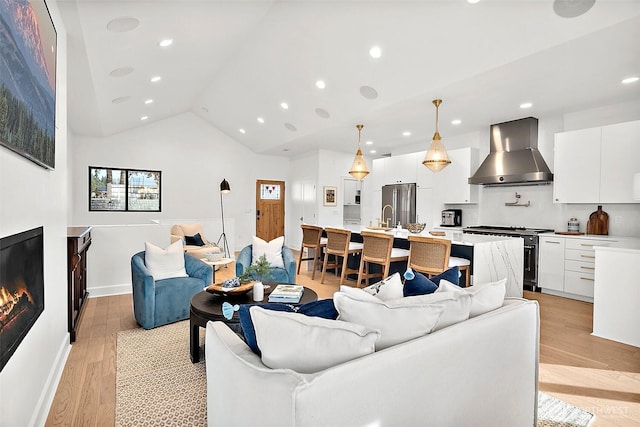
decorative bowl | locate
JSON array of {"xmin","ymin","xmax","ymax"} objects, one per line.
[{"xmin": 405, "ymin": 223, "xmax": 426, "ymax": 234}]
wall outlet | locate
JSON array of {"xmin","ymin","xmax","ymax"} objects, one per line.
[{"xmin": 614, "ymin": 215, "xmax": 623, "ymax": 224}]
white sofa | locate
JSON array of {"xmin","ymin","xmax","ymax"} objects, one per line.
[{"xmin": 205, "ymin": 298, "xmax": 539, "ymax": 427}]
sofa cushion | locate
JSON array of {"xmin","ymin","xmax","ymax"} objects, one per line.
[
  {"xmin": 144, "ymin": 240, "xmax": 188, "ymax": 280},
  {"xmin": 184, "ymin": 233, "xmax": 205, "ymax": 246},
  {"xmin": 238, "ymin": 299, "xmax": 338, "ymax": 355},
  {"xmin": 252, "ymin": 236, "xmax": 285, "ymax": 269},
  {"xmin": 436, "ymin": 278, "xmax": 506, "ymax": 317},
  {"xmin": 403, "ymin": 266, "xmax": 459, "ymax": 297},
  {"xmin": 362, "ymin": 272, "xmax": 404, "ymax": 301},
  {"xmin": 395, "ymin": 291, "xmax": 471, "ymax": 331},
  {"xmin": 250, "ymin": 307, "xmax": 380, "ymax": 373},
  {"xmin": 335, "ymin": 286, "xmax": 444, "ymax": 350}
]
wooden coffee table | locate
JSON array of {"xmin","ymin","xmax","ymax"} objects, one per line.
[{"xmin": 189, "ymin": 284, "xmax": 318, "ymax": 362}]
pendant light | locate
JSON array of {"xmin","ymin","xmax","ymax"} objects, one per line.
[
  {"xmin": 349, "ymin": 124, "xmax": 370, "ymax": 180},
  {"xmin": 423, "ymin": 99, "xmax": 451, "ymax": 172}
]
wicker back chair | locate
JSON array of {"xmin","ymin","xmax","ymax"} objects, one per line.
[
  {"xmin": 320, "ymin": 228, "xmax": 363, "ymax": 285},
  {"xmin": 357, "ymin": 231, "xmax": 409, "ymax": 287},
  {"xmin": 407, "ymin": 235, "xmax": 451, "ymax": 276},
  {"xmin": 297, "ymin": 224, "xmax": 327, "ymax": 280}
]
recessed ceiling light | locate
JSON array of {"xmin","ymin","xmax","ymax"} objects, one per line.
[
  {"xmin": 140, "ymin": 116, "xmax": 148, "ymax": 121},
  {"xmin": 316, "ymin": 80, "xmax": 326, "ymax": 89},
  {"xmin": 159, "ymin": 39, "xmax": 173, "ymax": 47},
  {"xmin": 370, "ymin": 149, "xmax": 377, "ymax": 154},
  {"xmin": 451, "ymin": 119, "xmax": 462, "ymax": 125},
  {"xmin": 239, "ymin": 128, "xmax": 246, "ymax": 134},
  {"xmin": 150, "ymin": 76, "xmax": 161, "ymax": 83},
  {"xmin": 369, "ymin": 46, "xmax": 382, "ymax": 59},
  {"xmin": 280, "ymin": 102, "xmax": 289, "ymax": 110},
  {"xmin": 365, "ymin": 140, "xmax": 373, "ymax": 145},
  {"xmin": 520, "ymin": 102, "xmax": 533, "ymax": 109},
  {"xmin": 144, "ymin": 99, "xmax": 153, "ymax": 104},
  {"xmin": 622, "ymin": 76, "xmax": 639, "ymax": 84},
  {"xmin": 402, "ymin": 131, "xmax": 411, "ymax": 137},
  {"xmin": 257, "ymin": 117, "xmax": 265, "ymax": 124},
  {"xmin": 466, "ymin": 0, "xmax": 481, "ymax": 3}
]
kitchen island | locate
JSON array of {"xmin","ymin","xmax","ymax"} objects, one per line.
[{"xmin": 341, "ymin": 226, "xmax": 524, "ymax": 297}]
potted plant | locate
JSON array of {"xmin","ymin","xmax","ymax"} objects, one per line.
[{"xmin": 239, "ymin": 254, "xmax": 272, "ymax": 301}]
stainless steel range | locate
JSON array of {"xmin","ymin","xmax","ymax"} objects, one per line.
[{"xmin": 463, "ymin": 226, "xmax": 554, "ymax": 291}]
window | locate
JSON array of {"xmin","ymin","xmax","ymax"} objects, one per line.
[
  {"xmin": 260, "ymin": 183, "xmax": 281, "ymax": 200},
  {"xmin": 89, "ymin": 167, "xmax": 161, "ymax": 212}
]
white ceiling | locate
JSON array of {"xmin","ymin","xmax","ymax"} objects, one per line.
[{"xmin": 59, "ymin": 0, "xmax": 640, "ymax": 158}]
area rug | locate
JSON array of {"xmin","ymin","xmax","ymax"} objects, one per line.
[{"xmin": 116, "ymin": 321, "xmax": 594, "ymax": 427}]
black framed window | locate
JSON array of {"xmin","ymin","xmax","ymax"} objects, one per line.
[{"xmin": 89, "ymin": 166, "xmax": 161, "ymax": 212}]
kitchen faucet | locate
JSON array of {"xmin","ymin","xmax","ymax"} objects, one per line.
[{"xmin": 381, "ymin": 204, "xmax": 393, "ymax": 227}]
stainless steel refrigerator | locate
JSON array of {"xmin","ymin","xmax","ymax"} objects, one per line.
[{"xmin": 381, "ymin": 183, "xmax": 416, "ymax": 227}]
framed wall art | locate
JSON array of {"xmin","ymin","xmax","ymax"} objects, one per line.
[
  {"xmin": 0, "ymin": 0, "xmax": 57, "ymax": 169},
  {"xmin": 323, "ymin": 186, "xmax": 337, "ymax": 207}
]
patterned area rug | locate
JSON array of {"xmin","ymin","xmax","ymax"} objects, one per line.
[{"xmin": 116, "ymin": 321, "xmax": 594, "ymax": 427}]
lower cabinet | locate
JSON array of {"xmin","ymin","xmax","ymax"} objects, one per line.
[
  {"xmin": 538, "ymin": 237, "xmax": 564, "ymax": 292},
  {"xmin": 68, "ymin": 226, "xmax": 92, "ymax": 343}
]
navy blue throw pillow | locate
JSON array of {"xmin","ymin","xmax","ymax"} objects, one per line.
[
  {"xmin": 238, "ymin": 299, "xmax": 338, "ymax": 355},
  {"xmin": 184, "ymin": 233, "xmax": 205, "ymax": 246},
  {"xmin": 403, "ymin": 266, "xmax": 460, "ymax": 297}
]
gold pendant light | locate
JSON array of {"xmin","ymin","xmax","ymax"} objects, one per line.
[
  {"xmin": 423, "ymin": 99, "xmax": 451, "ymax": 173},
  {"xmin": 349, "ymin": 124, "xmax": 370, "ymax": 180}
]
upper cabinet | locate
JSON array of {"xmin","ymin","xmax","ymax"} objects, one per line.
[
  {"xmin": 554, "ymin": 120, "xmax": 640, "ymax": 204},
  {"xmin": 343, "ymin": 178, "xmax": 361, "ymax": 206},
  {"xmin": 436, "ymin": 147, "xmax": 479, "ymax": 204},
  {"xmin": 383, "ymin": 152, "xmax": 419, "ymax": 185}
]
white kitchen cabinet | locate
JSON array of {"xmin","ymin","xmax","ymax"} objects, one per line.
[
  {"xmin": 383, "ymin": 152, "xmax": 418, "ymax": 185},
  {"xmin": 343, "ymin": 179, "xmax": 359, "ymax": 206},
  {"xmin": 371, "ymin": 158, "xmax": 385, "ymax": 191},
  {"xmin": 415, "ymin": 152, "xmax": 433, "ymax": 189},
  {"xmin": 553, "ymin": 120, "xmax": 640, "ymax": 204},
  {"xmin": 415, "ymin": 187, "xmax": 433, "ymax": 227},
  {"xmin": 437, "ymin": 147, "xmax": 478, "ymax": 204},
  {"xmin": 538, "ymin": 236, "xmax": 565, "ymax": 292}
]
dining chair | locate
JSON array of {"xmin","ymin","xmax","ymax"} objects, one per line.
[
  {"xmin": 356, "ymin": 231, "xmax": 409, "ymax": 287},
  {"xmin": 297, "ymin": 224, "xmax": 327, "ymax": 280},
  {"xmin": 320, "ymin": 227, "xmax": 363, "ymax": 286},
  {"xmin": 407, "ymin": 235, "xmax": 470, "ymax": 286}
]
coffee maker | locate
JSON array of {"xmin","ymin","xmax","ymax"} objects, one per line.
[{"xmin": 441, "ymin": 209, "xmax": 462, "ymax": 227}]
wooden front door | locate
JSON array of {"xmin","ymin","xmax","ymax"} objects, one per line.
[{"xmin": 256, "ymin": 180, "xmax": 285, "ymax": 241}]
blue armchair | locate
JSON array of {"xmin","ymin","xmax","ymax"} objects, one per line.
[
  {"xmin": 235, "ymin": 244, "xmax": 297, "ymax": 284},
  {"xmin": 131, "ymin": 251, "xmax": 212, "ymax": 329}
]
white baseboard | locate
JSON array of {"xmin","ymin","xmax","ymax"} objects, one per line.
[
  {"xmin": 30, "ymin": 334, "xmax": 72, "ymax": 427},
  {"xmin": 88, "ymin": 283, "xmax": 132, "ymax": 298}
]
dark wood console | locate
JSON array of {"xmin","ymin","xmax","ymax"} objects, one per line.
[{"xmin": 67, "ymin": 226, "xmax": 92, "ymax": 343}]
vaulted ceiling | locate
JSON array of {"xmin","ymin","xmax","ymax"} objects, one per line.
[{"xmin": 59, "ymin": 0, "xmax": 640, "ymax": 158}]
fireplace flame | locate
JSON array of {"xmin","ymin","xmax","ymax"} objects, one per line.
[{"xmin": 0, "ymin": 279, "xmax": 34, "ymax": 318}]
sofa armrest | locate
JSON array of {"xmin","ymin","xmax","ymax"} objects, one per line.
[
  {"xmin": 131, "ymin": 252, "xmax": 156, "ymax": 329},
  {"xmin": 170, "ymin": 234, "xmax": 183, "ymax": 245},
  {"xmin": 184, "ymin": 254, "xmax": 213, "ymax": 284},
  {"xmin": 235, "ymin": 245, "xmax": 253, "ymax": 277},
  {"xmin": 282, "ymin": 246, "xmax": 297, "ymax": 283}
]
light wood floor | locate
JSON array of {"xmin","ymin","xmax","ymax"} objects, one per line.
[{"xmin": 46, "ymin": 259, "xmax": 640, "ymax": 426}]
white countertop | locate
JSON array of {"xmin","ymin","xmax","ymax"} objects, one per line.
[
  {"xmin": 538, "ymin": 232, "xmax": 640, "ymax": 253},
  {"xmin": 347, "ymin": 225, "xmax": 518, "ymax": 246}
]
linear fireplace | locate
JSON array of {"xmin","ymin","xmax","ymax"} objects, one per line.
[{"xmin": 0, "ymin": 227, "xmax": 45, "ymax": 372}]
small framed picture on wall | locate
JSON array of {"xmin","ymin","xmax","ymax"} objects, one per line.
[{"xmin": 323, "ymin": 186, "xmax": 337, "ymax": 206}]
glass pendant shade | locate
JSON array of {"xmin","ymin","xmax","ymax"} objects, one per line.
[
  {"xmin": 423, "ymin": 99, "xmax": 451, "ymax": 173},
  {"xmin": 349, "ymin": 124, "xmax": 370, "ymax": 180}
]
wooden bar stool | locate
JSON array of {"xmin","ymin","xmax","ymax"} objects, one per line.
[
  {"xmin": 357, "ymin": 231, "xmax": 409, "ymax": 287},
  {"xmin": 320, "ymin": 227, "xmax": 363, "ymax": 286},
  {"xmin": 297, "ymin": 224, "xmax": 327, "ymax": 280},
  {"xmin": 408, "ymin": 235, "xmax": 471, "ymax": 286}
]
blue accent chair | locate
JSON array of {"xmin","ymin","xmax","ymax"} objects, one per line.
[
  {"xmin": 235, "ymin": 244, "xmax": 297, "ymax": 284},
  {"xmin": 131, "ymin": 251, "xmax": 213, "ymax": 329}
]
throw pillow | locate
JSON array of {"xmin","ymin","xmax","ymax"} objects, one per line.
[
  {"xmin": 403, "ymin": 266, "xmax": 459, "ymax": 297},
  {"xmin": 333, "ymin": 289, "xmax": 444, "ymax": 350},
  {"xmin": 250, "ymin": 307, "xmax": 380, "ymax": 373},
  {"xmin": 436, "ymin": 278, "xmax": 507, "ymax": 317},
  {"xmin": 362, "ymin": 272, "xmax": 404, "ymax": 301},
  {"xmin": 238, "ymin": 299, "xmax": 338, "ymax": 355},
  {"xmin": 252, "ymin": 236, "xmax": 285, "ymax": 269},
  {"xmin": 184, "ymin": 233, "xmax": 205, "ymax": 246},
  {"xmin": 395, "ymin": 291, "xmax": 471, "ymax": 331},
  {"xmin": 144, "ymin": 240, "xmax": 188, "ymax": 281}
]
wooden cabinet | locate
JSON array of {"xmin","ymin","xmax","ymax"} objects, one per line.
[
  {"xmin": 67, "ymin": 227, "xmax": 91, "ymax": 343},
  {"xmin": 554, "ymin": 120, "xmax": 640, "ymax": 204},
  {"xmin": 436, "ymin": 147, "xmax": 479, "ymax": 204}
]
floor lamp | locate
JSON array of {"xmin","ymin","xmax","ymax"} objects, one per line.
[{"xmin": 217, "ymin": 178, "xmax": 231, "ymax": 260}]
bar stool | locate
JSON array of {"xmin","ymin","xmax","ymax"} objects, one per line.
[
  {"xmin": 320, "ymin": 228, "xmax": 363, "ymax": 286},
  {"xmin": 407, "ymin": 235, "xmax": 471, "ymax": 286},
  {"xmin": 357, "ymin": 231, "xmax": 409, "ymax": 287},
  {"xmin": 297, "ymin": 224, "xmax": 327, "ymax": 280}
]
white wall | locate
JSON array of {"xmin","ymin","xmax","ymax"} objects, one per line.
[
  {"xmin": 0, "ymin": 2, "xmax": 71, "ymax": 425},
  {"xmin": 317, "ymin": 149, "xmax": 357, "ymax": 227}
]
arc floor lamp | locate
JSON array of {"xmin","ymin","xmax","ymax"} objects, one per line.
[{"xmin": 217, "ymin": 178, "xmax": 231, "ymax": 259}]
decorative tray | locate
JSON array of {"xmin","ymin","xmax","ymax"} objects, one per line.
[
  {"xmin": 428, "ymin": 231, "xmax": 446, "ymax": 236},
  {"xmin": 205, "ymin": 281, "xmax": 254, "ymax": 295},
  {"xmin": 364, "ymin": 226, "xmax": 392, "ymax": 231}
]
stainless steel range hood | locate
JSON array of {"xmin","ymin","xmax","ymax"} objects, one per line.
[{"xmin": 468, "ymin": 117, "xmax": 553, "ymax": 185}]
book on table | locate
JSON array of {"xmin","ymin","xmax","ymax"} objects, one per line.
[{"xmin": 268, "ymin": 284, "xmax": 304, "ymax": 303}]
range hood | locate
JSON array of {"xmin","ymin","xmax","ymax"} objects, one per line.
[{"xmin": 468, "ymin": 117, "xmax": 553, "ymax": 185}]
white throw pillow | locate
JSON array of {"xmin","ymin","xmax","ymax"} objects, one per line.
[
  {"xmin": 436, "ymin": 278, "xmax": 507, "ymax": 317},
  {"xmin": 394, "ymin": 291, "xmax": 471, "ymax": 331},
  {"xmin": 251, "ymin": 307, "xmax": 380, "ymax": 373},
  {"xmin": 144, "ymin": 240, "xmax": 188, "ymax": 281},
  {"xmin": 252, "ymin": 236, "xmax": 285, "ymax": 269},
  {"xmin": 362, "ymin": 272, "xmax": 404, "ymax": 301},
  {"xmin": 334, "ymin": 290, "xmax": 444, "ymax": 350}
]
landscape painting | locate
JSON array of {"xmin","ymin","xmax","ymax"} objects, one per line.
[{"xmin": 0, "ymin": 0, "xmax": 57, "ymax": 169}]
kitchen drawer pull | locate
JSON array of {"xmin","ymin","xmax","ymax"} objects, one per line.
[
  {"xmin": 580, "ymin": 277, "xmax": 595, "ymax": 281},
  {"xmin": 580, "ymin": 266, "xmax": 595, "ymax": 270},
  {"xmin": 580, "ymin": 255, "xmax": 595, "ymax": 259},
  {"xmin": 545, "ymin": 241, "xmax": 561, "ymax": 244},
  {"xmin": 580, "ymin": 243, "xmax": 594, "ymax": 247}
]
